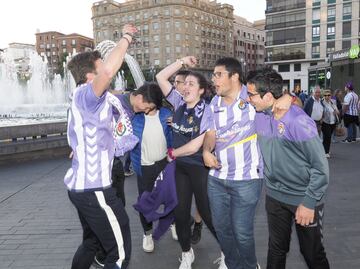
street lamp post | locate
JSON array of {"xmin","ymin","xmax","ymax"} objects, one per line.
[{"xmin": 150, "ymin": 65, "xmax": 155, "ymax": 81}]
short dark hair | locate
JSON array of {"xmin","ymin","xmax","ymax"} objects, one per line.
[
  {"xmin": 175, "ymin": 70, "xmax": 190, "ymax": 77},
  {"xmin": 246, "ymin": 67, "xmax": 283, "ymax": 99},
  {"xmin": 132, "ymin": 82, "xmax": 164, "ymax": 109},
  {"xmin": 67, "ymin": 51, "xmax": 102, "ymax": 86},
  {"xmin": 215, "ymin": 57, "xmax": 242, "ymax": 83}
]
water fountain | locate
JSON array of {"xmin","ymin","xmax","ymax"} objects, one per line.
[
  {"xmin": 0, "ymin": 48, "xmax": 74, "ymax": 126},
  {"xmin": 0, "ymin": 41, "xmax": 145, "ymax": 127}
]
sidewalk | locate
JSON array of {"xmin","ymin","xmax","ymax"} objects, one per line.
[{"xmin": 0, "ymin": 142, "xmax": 359, "ymax": 268}]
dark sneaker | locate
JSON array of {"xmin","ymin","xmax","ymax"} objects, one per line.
[
  {"xmin": 93, "ymin": 250, "xmax": 106, "ymax": 268},
  {"xmin": 341, "ymin": 139, "xmax": 351, "ymax": 143},
  {"xmin": 124, "ymin": 170, "xmax": 134, "ymax": 177},
  {"xmin": 191, "ymin": 221, "xmax": 202, "ymax": 244}
]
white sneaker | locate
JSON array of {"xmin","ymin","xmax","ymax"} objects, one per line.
[
  {"xmin": 170, "ymin": 224, "xmax": 178, "ymax": 241},
  {"xmin": 256, "ymin": 263, "xmax": 261, "ymax": 269},
  {"xmin": 213, "ymin": 252, "xmax": 228, "ymax": 269},
  {"xmin": 325, "ymin": 153, "xmax": 330, "ymax": 158},
  {"xmin": 142, "ymin": 234, "xmax": 154, "ymax": 253},
  {"xmin": 179, "ymin": 248, "xmax": 195, "ymax": 269}
]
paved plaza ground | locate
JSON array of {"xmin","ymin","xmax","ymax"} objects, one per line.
[{"xmin": 0, "ymin": 141, "xmax": 359, "ymax": 269}]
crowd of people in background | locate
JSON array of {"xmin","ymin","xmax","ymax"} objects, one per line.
[{"xmin": 62, "ymin": 24, "xmax": 360, "ymax": 269}]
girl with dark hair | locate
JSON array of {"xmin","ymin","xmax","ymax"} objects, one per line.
[{"xmin": 156, "ymin": 56, "xmax": 226, "ymax": 269}]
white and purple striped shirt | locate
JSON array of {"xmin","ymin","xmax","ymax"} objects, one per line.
[
  {"xmin": 65, "ymin": 83, "xmax": 130, "ymax": 191},
  {"xmin": 343, "ymin": 91, "xmax": 359, "ymax": 116},
  {"xmin": 202, "ymin": 85, "xmax": 263, "ymax": 181}
]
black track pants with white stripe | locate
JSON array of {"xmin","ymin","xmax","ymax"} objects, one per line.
[{"xmin": 68, "ymin": 187, "xmax": 131, "ymax": 269}]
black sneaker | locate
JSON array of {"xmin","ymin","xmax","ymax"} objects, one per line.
[
  {"xmin": 93, "ymin": 250, "xmax": 106, "ymax": 268},
  {"xmin": 191, "ymin": 221, "xmax": 203, "ymax": 244},
  {"xmin": 341, "ymin": 139, "xmax": 351, "ymax": 143}
]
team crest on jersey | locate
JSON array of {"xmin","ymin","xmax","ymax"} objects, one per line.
[
  {"xmin": 115, "ymin": 122, "xmax": 126, "ymax": 136},
  {"xmin": 238, "ymin": 99, "xmax": 246, "ymax": 110},
  {"xmin": 277, "ymin": 122, "xmax": 285, "ymax": 135},
  {"xmin": 187, "ymin": 116, "xmax": 193, "ymax": 124}
]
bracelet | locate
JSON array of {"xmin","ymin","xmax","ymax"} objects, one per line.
[
  {"xmin": 167, "ymin": 148, "xmax": 176, "ymax": 160},
  {"xmin": 121, "ymin": 36, "xmax": 131, "ymax": 46},
  {"xmin": 177, "ymin": 59, "xmax": 186, "ymax": 68},
  {"xmin": 123, "ymin": 32, "xmax": 134, "ymax": 38}
]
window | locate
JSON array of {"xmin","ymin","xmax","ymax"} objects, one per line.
[
  {"xmin": 342, "ymin": 40, "xmax": 351, "ymax": 49},
  {"xmin": 51, "ymin": 43, "xmax": 56, "ymax": 48},
  {"xmin": 312, "ymin": 26, "xmax": 320, "ymax": 37},
  {"xmin": 312, "ymin": 8, "xmax": 320, "ymax": 22},
  {"xmin": 164, "ymin": 9, "xmax": 170, "ymax": 16},
  {"xmin": 165, "ymin": 47, "xmax": 170, "ymax": 53},
  {"xmin": 154, "ymin": 59, "xmax": 160, "ymax": 66},
  {"xmin": 327, "ymin": 24, "xmax": 335, "ymax": 36},
  {"xmin": 343, "ymin": 22, "xmax": 351, "ymax": 37},
  {"xmin": 153, "ymin": 35, "xmax": 159, "ymax": 42},
  {"xmin": 327, "ymin": 41, "xmax": 335, "ymax": 54},
  {"xmin": 175, "ymin": 34, "xmax": 181, "ymax": 40},
  {"xmin": 153, "ymin": 22, "xmax": 159, "ymax": 30},
  {"xmin": 174, "ymin": 9, "xmax": 180, "ymax": 15},
  {"xmin": 46, "ymin": 44, "xmax": 50, "ymax": 49},
  {"xmin": 278, "ymin": 64, "xmax": 290, "ymax": 72},
  {"xmin": 175, "ymin": 46, "xmax": 181, "ymax": 53},
  {"xmin": 294, "ymin": 64, "xmax": 301, "ymax": 72},
  {"xmin": 312, "ymin": 43, "xmax": 320, "ymax": 58},
  {"xmin": 165, "ymin": 21, "xmax": 170, "ymax": 29},
  {"xmin": 175, "ymin": 21, "xmax": 181, "ymax": 28},
  {"xmin": 153, "ymin": 47, "xmax": 159, "ymax": 53},
  {"xmin": 343, "ymin": 3, "xmax": 352, "ymax": 16},
  {"xmin": 144, "ymin": 12, "xmax": 148, "ymax": 19},
  {"xmin": 63, "ymin": 48, "xmax": 67, "ymax": 53},
  {"xmin": 165, "ymin": 34, "xmax": 170, "ymax": 40},
  {"xmin": 327, "ymin": 6, "xmax": 336, "ymax": 19}
]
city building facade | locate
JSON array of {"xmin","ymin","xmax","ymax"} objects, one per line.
[
  {"xmin": 35, "ymin": 31, "xmax": 94, "ymax": 74},
  {"xmin": 2, "ymin": 43, "xmax": 36, "ymax": 80},
  {"xmin": 265, "ymin": 0, "xmax": 360, "ymax": 93},
  {"xmin": 92, "ymin": 0, "xmax": 234, "ymax": 74},
  {"xmin": 233, "ymin": 15, "xmax": 266, "ymax": 76}
]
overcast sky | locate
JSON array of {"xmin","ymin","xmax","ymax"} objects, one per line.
[{"xmin": 0, "ymin": 0, "xmax": 266, "ymax": 49}]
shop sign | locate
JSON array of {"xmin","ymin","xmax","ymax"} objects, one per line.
[{"xmin": 349, "ymin": 45, "xmax": 360, "ymax": 59}]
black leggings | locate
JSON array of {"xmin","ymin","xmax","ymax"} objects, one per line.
[
  {"xmin": 137, "ymin": 158, "xmax": 168, "ymax": 233},
  {"xmin": 174, "ymin": 161, "xmax": 217, "ymax": 252}
]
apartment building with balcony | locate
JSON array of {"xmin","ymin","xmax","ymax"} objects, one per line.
[
  {"xmin": 92, "ymin": 0, "xmax": 234, "ymax": 73},
  {"xmin": 35, "ymin": 31, "xmax": 94, "ymax": 74},
  {"xmin": 233, "ymin": 16, "xmax": 266, "ymax": 75}
]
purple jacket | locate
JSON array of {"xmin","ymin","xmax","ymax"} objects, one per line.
[{"xmin": 133, "ymin": 161, "xmax": 177, "ymax": 240}]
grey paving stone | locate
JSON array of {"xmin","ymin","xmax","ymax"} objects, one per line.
[{"xmin": 0, "ymin": 142, "xmax": 359, "ymax": 268}]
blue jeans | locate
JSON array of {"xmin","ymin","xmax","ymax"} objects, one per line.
[
  {"xmin": 346, "ymin": 122, "xmax": 357, "ymax": 141},
  {"xmin": 208, "ymin": 175, "xmax": 262, "ymax": 269}
]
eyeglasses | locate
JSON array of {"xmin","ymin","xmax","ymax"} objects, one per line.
[
  {"xmin": 324, "ymin": 94, "xmax": 331, "ymax": 97},
  {"xmin": 211, "ymin": 71, "xmax": 229, "ymax": 79},
  {"xmin": 248, "ymin": 92, "xmax": 260, "ymax": 98}
]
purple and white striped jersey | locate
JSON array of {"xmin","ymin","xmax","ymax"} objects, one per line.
[
  {"xmin": 64, "ymin": 83, "xmax": 127, "ymax": 191},
  {"xmin": 201, "ymin": 85, "xmax": 263, "ymax": 181}
]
